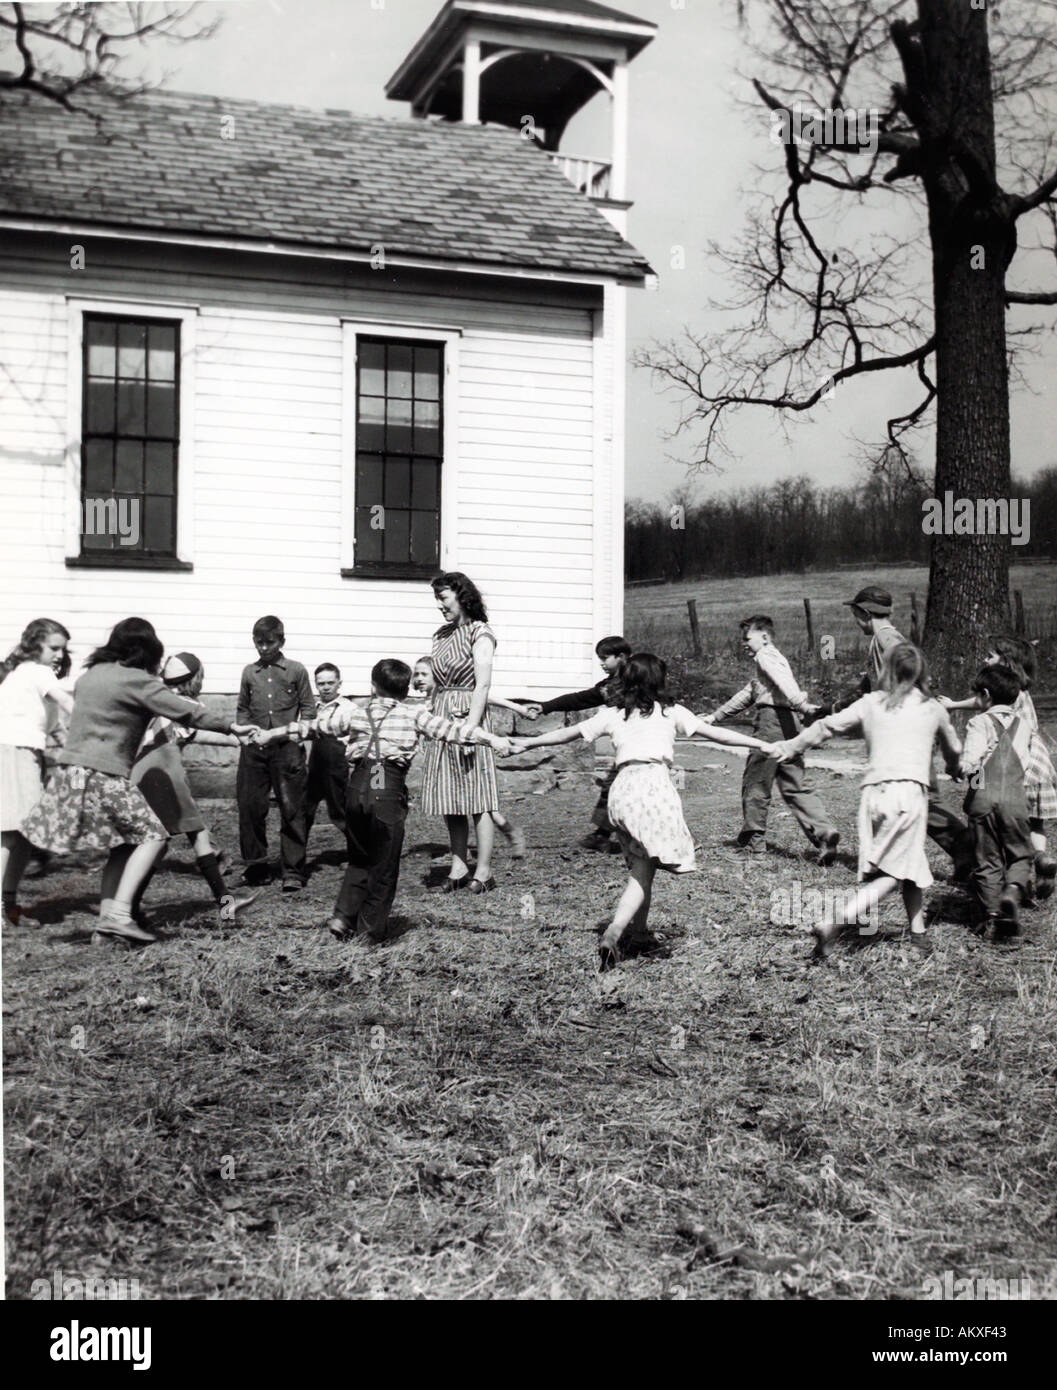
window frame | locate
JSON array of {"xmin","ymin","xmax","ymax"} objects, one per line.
[
  {"xmin": 340, "ymin": 321, "xmax": 459, "ymax": 581},
  {"xmin": 64, "ymin": 298, "xmax": 197, "ymax": 571}
]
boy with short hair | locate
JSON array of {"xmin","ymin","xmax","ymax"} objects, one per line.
[
  {"xmin": 257, "ymin": 658, "xmax": 508, "ymax": 943},
  {"xmin": 305, "ymin": 662, "xmax": 352, "ymax": 851},
  {"xmin": 236, "ymin": 615, "xmax": 315, "ymax": 890},
  {"xmin": 960, "ymin": 663, "xmax": 1035, "ymax": 938},
  {"xmin": 514, "ymin": 636, "xmax": 631, "ymax": 851},
  {"xmin": 703, "ymin": 615, "xmax": 840, "ymax": 864}
]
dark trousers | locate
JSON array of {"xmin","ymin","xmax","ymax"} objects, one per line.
[
  {"xmin": 927, "ymin": 785, "xmax": 973, "ymax": 870},
  {"xmin": 237, "ymin": 740, "xmax": 307, "ymax": 883},
  {"xmin": 306, "ymin": 736, "xmax": 349, "ymax": 841},
  {"xmin": 335, "ymin": 761, "xmax": 408, "ymax": 940},
  {"xmin": 967, "ymin": 807, "xmax": 1034, "ymax": 916},
  {"xmin": 741, "ymin": 706, "xmax": 836, "ymax": 847},
  {"xmin": 591, "ymin": 765, "xmax": 617, "ymax": 834}
]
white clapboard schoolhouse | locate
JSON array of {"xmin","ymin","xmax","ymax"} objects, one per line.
[{"xmin": 0, "ymin": 0, "xmax": 654, "ymax": 697}]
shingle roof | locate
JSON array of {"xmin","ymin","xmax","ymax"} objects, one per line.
[{"xmin": 0, "ymin": 85, "xmax": 651, "ymax": 281}]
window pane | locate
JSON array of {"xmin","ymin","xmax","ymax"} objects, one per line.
[
  {"xmin": 386, "ymin": 397, "xmax": 412, "ymax": 452},
  {"xmin": 148, "ymin": 324, "xmax": 176, "ymax": 381},
  {"xmin": 413, "ymin": 400, "xmax": 441, "ymax": 454},
  {"xmin": 82, "ymin": 522, "xmax": 114, "ymax": 551},
  {"xmin": 384, "ymin": 509, "xmax": 410, "ymax": 562},
  {"xmin": 116, "ymin": 383, "xmax": 146, "ymax": 434},
  {"xmin": 411, "ymin": 510, "xmax": 439, "ymax": 566},
  {"xmin": 355, "ymin": 507, "xmax": 383, "ymax": 562},
  {"xmin": 87, "ymin": 320, "xmax": 116, "ymax": 378},
  {"xmin": 387, "ymin": 344, "xmax": 413, "ymax": 399},
  {"xmin": 357, "ymin": 395, "xmax": 385, "ymax": 452},
  {"xmin": 384, "ymin": 456, "xmax": 411, "ymax": 508},
  {"xmin": 145, "ymin": 443, "xmax": 175, "ymax": 495},
  {"xmin": 412, "ymin": 458, "xmax": 438, "ymax": 509},
  {"xmin": 147, "ymin": 383, "xmax": 176, "ymax": 437},
  {"xmin": 118, "ymin": 322, "xmax": 147, "ymax": 379},
  {"xmin": 83, "ymin": 439, "xmax": 113, "ymax": 493},
  {"xmin": 359, "ymin": 341, "xmax": 385, "ymax": 397},
  {"xmin": 414, "ymin": 346, "xmax": 441, "ymax": 400},
  {"xmin": 356, "ymin": 453, "xmax": 383, "ymax": 505},
  {"xmin": 86, "ymin": 381, "xmax": 115, "ymax": 433},
  {"xmin": 115, "ymin": 440, "xmax": 143, "ymax": 493},
  {"xmin": 142, "ymin": 496, "xmax": 174, "ymax": 552}
]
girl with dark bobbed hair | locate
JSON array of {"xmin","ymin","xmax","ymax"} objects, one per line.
[
  {"xmin": 510, "ymin": 652, "xmax": 775, "ymax": 967},
  {"xmin": 21, "ymin": 617, "xmax": 258, "ymax": 944},
  {"xmin": 420, "ymin": 573, "xmax": 501, "ymax": 891}
]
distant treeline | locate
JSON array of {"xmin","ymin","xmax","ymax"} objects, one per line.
[{"xmin": 625, "ymin": 468, "xmax": 1057, "ymax": 582}]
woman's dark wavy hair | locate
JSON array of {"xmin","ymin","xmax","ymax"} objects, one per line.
[
  {"xmin": 617, "ymin": 652, "xmax": 674, "ymax": 720},
  {"xmin": 86, "ymin": 617, "xmax": 162, "ymax": 673},
  {"xmin": 1, "ymin": 618, "xmax": 71, "ymax": 682},
  {"xmin": 431, "ymin": 572, "xmax": 488, "ymax": 623}
]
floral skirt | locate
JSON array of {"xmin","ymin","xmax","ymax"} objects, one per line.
[
  {"xmin": 20, "ymin": 764, "xmax": 168, "ymax": 853},
  {"xmin": 1, "ymin": 744, "xmax": 46, "ymax": 831},
  {"xmin": 858, "ymin": 780, "xmax": 932, "ymax": 888},
  {"xmin": 607, "ymin": 762, "xmax": 696, "ymax": 873}
]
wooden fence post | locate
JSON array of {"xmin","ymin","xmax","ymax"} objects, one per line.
[
  {"xmin": 803, "ymin": 597, "xmax": 815, "ymax": 654},
  {"xmin": 1014, "ymin": 589, "xmax": 1025, "ymax": 635},
  {"xmin": 909, "ymin": 592, "xmax": 921, "ymax": 645},
  {"xmin": 687, "ymin": 598, "xmax": 702, "ymax": 657}
]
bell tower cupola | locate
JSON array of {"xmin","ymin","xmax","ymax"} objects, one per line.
[{"xmin": 386, "ymin": 0, "xmax": 656, "ymax": 234}]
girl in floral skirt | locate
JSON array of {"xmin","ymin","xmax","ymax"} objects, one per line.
[
  {"xmin": 509, "ymin": 653, "xmax": 775, "ymax": 968},
  {"xmin": 20, "ymin": 618, "xmax": 256, "ymax": 944}
]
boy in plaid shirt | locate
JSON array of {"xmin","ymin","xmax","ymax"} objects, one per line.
[{"xmin": 256, "ymin": 658, "xmax": 509, "ymax": 943}]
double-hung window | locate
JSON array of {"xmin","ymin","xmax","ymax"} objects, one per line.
[{"xmin": 352, "ymin": 336, "xmax": 443, "ymax": 576}]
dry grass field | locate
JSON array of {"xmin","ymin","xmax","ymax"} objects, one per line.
[
  {"xmin": 5, "ymin": 752, "xmax": 1056, "ymax": 1301},
  {"xmin": 626, "ymin": 564, "xmax": 1057, "ymax": 708}
]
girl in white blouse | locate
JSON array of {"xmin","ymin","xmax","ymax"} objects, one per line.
[{"xmin": 509, "ymin": 653, "xmax": 774, "ymax": 968}]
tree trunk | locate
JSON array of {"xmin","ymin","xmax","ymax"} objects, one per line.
[{"xmin": 918, "ymin": 0, "xmax": 1012, "ymax": 666}]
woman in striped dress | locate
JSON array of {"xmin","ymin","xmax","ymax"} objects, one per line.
[{"xmin": 420, "ymin": 573, "xmax": 500, "ymax": 893}]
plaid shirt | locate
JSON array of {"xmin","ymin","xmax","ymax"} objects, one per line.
[
  {"xmin": 712, "ymin": 644, "xmax": 809, "ymax": 720},
  {"xmin": 289, "ymin": 696, "xmax": 489, "ymax": 768}
]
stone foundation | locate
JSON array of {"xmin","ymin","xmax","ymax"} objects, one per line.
[{"xmin": 182, "ymin": 697, "xmax": 601, "ymax": 800}]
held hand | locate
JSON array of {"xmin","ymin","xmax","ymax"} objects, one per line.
[
  {"xmin": 769, "ymin": 739, "xmax": 797, "ymax": 764},
  {"xmin": 522, "ymin": 703, "xmax": 542, "ymax": 721},
  {"xmin": 698, "ymin": 713, "xmax": 715, "ymax": 725},
  {"xmin": 937, "ymin": 695, "xmax": 955, "ymax": 710},
  {"xmin": 507, "ymin": 737, "xmax": 529, "ymax": 755},
  {"xmin": 491, "ymin": 735, "xmax": 512, "ymax": 757}
]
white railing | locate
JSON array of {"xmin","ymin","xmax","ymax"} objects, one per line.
[{"xmin": 547, "ymin": 153, "xmax": 612, "ymax": 200}]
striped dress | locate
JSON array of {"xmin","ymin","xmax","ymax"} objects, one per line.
[{"xmin": 420, "ymin": 619, "xmax": 499, "ymax": 816}]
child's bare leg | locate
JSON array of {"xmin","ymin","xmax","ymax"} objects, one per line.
[
  {"xmin": 814, "ymin": 875, "xmax": 897, "ymax": 953},
  {"xmin": 601, "ymin": 855, "xmax": 653, "ymax": 953},
  {"xmin": 2, "ymin": 830, "xmax": 32, "ymax": 896},
  {"xmin": 100, "ymin": 844, "xmax": 135, "ymax": 903},
  {"xmin": 901, "ymin": 881, "xmax": 925, "ymax": 933},
  {"xmin": 189, "ymin": 828, "xmax": 213, "ymax": 857},
  {"xmin": 491, "ymin": 811, "xmax": 509, "ymax": 834},
  {"xmin": 112, "ymin": 841, "xmax": 168, "ymax": 916},
  {"xmin": 472, "ymin": 812, "xmax": 494, "ymax": 880},
  {"xmin": 445, "ymin": 815, "xmax": 470, "ymax": 880}
]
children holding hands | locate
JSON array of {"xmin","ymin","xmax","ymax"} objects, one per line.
[{"xmin": 507, "ymin": 653, "xmax": 779, "ymax": 969}]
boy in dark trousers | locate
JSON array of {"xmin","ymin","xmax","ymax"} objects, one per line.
[
  {"xmin": 702, "ymin": 616, "xmax": 840, "ymax": 864},
  {"xmin": 515, "ymin": 635, "xmax": 631, "ymax": 851},
  {"xmin": 256, "ymin": 659, "xmax": 507, "ymax": 943},
  {"xmin": 305, "ymin": 662, "xmax": 352, "ymax": 852},
  {"xmin": 960, "ymin": 663, "xmax": 1035, "ymax": 939},
  {"xmin": 236, "ymin": 615, "xmax": 315, "ymax": 891}
]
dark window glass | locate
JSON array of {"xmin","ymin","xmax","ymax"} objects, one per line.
[
  {"xmin": 355, "ymin": 337, "xmax": 443, "ymax": 572},
  {"xmin": 80, "ymin": 314, "xmax": 180, "ymax": 560}
]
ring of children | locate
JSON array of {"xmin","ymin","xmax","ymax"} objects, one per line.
[{"xmin": 2, "ymin": 0, "xmax": 1057, "ymax": 1353}]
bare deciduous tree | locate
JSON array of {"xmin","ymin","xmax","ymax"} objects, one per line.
[
  {"xmin": 638, "ymin": 0, "xmax": 1057, "ymax": 656},
  {"xmin": 0, "ymin": 2, "xmax": 216, "ymax": 111}
]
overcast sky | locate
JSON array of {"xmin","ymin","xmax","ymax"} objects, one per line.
[{"xmin": 139, "ymin": 0, "xmax": 1055, "ymax": 503}]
